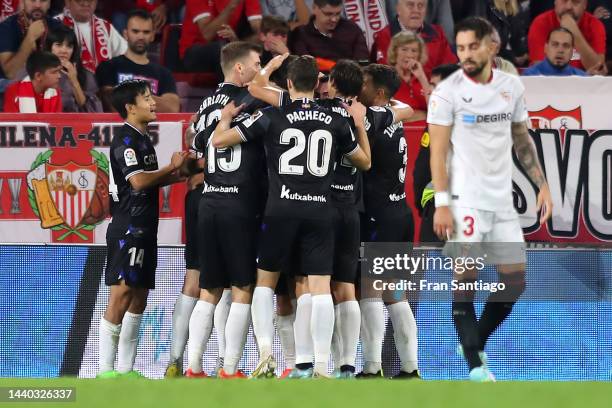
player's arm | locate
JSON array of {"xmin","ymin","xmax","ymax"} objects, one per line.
[
  {"xmin": 211, "ymin": 102, "xmax": 247, "ymax": 148},
  {"xmin": 180, "ymin": 118, "xmax": 204, "ymax": 176},
  {"xmin": 248, "ymin": 53, "xmax": 289, "ymax": 106},
  {"xmin": 389, "ymin": 99, "xmax": 415, "ymax": 123},
  {"xmin": 129, "ymin": 152, "xmax": 188, "ymax": 191},
  {"xmin": 511, "ymin": 121, "xmax": 553, "ymax": 224},
  {"xmin": 429, "ymin": 123, "xmax": 454, "ymax": 240},
  {"xmin": 345, "ymin": 100, "xmax": 371, "ymax": 169}
]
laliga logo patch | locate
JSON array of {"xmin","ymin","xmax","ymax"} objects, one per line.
[
  {"xmin": 242, "ymin": 110, "xmax": 263, "ymax": 128},
  {"xmin": 124, "ymin": 148, "xmax": 138, "ymax": 166}
]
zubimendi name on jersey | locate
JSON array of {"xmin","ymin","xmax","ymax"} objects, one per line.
[{"xmin": 280, "ymin": 185, "xmax": 327, "ymax": 202}]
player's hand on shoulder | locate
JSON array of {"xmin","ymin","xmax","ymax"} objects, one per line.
[
  {"xmin": 220, "ymin": 101, "xmax": 246, "ymax": 121},
  {"xmin": 344, "ymin": 99, "xmax": 366, "ymax": 126},
  {"xmin": 433, "ymin": 206, "xmax": 454, "ymax": 241}
]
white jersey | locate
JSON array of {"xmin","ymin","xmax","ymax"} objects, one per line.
[{"xmin": 427, "ymin": 68, "xmax": 529, "ymax": 212}]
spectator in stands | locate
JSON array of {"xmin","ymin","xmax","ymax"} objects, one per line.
[
  {"xmin": 530, "ymin": 0, "xmax": 555, "ymax": 22},
  {"xmin": 523, "ymin": 27, "xmax": 588, "ymax": 75},
  {"xmin": 389, "ymin": 31, "xmax": 431, "ymax": 121},
  {"xmin": 260, "ymin": 0, "xmax": 313, "ymax": 29},
  {"xmin": 179, "ymin": 0, "xmax": 262, "ymax": 75},
  {"xmin": 56, "ymin": 0, "xmax": 128, "ymax": 74},
  {"xmin": 385, "ymin": 0, "xmax": 455, "ymax": 45},
  {"xmin": 4, "ymin": 50, "xmax": 62, "ymax": 112},
  {"xmin": 258, "ymin": 15, "xmax": 290, "ymax": 65},
  {"xmin": 528, "ymin": 0, "xmax": 607, "ymax": 74},
  {"xmin": 45, "ymin": 24, "xmax": 102, "ymax": 112},
  {"xmin": 372, "ymin": 0, "xmax": 456, "ymax": 76},
  {"xmin": 491, "ymin": 26, "xmax": 519, "ymax": 75},
  {"xmin": 100, "ymin": 0, "xmax": 181, "ymax": 34},
  {"xmin": 0, "ymin": 0, "xmax": 63, "ymax": 80},
  {"xmin": 477, "ymin": 1, "xmax": 529, "ymax": 67},
  {"xmin": 96, "ymin": 9, "xmax": 179, "ymax": 112},
  {"xmin": 0, "ymin": 0, "xmax": 20, "ymax": 23},
  {"xmin": 290, "ymin": 0, "xmax": 369, "ymax": 65},
  {"xmin": 589, "ymin": 0, "xmax": 612, "ymax": 66}
]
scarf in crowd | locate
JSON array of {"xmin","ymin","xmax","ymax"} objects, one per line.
[
  {"xmin": 0, "ymin": 0, "xmax": 19, "ymax": 22},
  {"xmin": 13, "ymin": 76, "xmax": 60, "ymax": 113},
  {"xmin": 17, "ymin": 10, "xmax": 48, "ymax": 51},
  {"xmin": 344, "ymin": 0, "xmax": 388, "ymax": 49},
  {"xmin": 62, "ymin": 9, "xmax": 112, "ymax": 73}
]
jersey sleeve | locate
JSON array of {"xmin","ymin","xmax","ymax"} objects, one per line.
[
  {"xmin": 189, "ymin": 0, "xmax": 212, "ymax": 23},
  {"xmin": 235, "ymin": 109, "xmax": 270, "ymax": 142},
  {"xmin": 512, "ymin": 79, "xmax": 529, "ymax": 123},
  {"xmin": 278, "ymin": 90, "xmax": 291, "ymax": 107},
  {"xmin": 112, "ymin": 138, "xmax": 146, "ymax": 180},
  {"xmin": 426, "ymin": 84, "xmax": 454, "ymax": 126},
  {"xmin": 336, "ymin": 118, "xmax": 359, "ymax": 156},
  {"xmin": 245, "ymin": 0, "xmax": 262, "ymax": 20}
]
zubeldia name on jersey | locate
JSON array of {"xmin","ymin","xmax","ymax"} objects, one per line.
[{"xmin": 365, "ymin": 116, "xmax": 403, "ymax": 138}]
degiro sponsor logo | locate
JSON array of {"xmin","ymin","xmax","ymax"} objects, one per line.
[{"xmin": 463, "ymin": 112, "xmax": 512, "ymax": 124}]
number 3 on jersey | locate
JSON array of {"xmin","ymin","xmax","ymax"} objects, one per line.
[
  {"xmin": 279, "ymin": 128, "xmax": 333, "ymax": 177},
  {"xmin": 398, "ymin": 137, "xmax": 407, "ymax": 183}
]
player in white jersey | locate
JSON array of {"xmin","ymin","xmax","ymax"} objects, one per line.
[{"xmin": 427, "ymin": 17, "xmax": 553, "ymax": 382}]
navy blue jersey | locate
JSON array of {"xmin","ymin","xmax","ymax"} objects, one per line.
[
  {"xmin": 107, "ymin": 123, "xmax": 159, "ymax": 237},
  {"xmin": 363, "ymin": 106, "xmax": 409, "ymax": 218},
  {"xmin": 192, "ymin": 82, "xmax": 267, "ymax": 216},
  {"xmin": 236, "ymin": 98, "xmax": 359, "ymax": 219}
]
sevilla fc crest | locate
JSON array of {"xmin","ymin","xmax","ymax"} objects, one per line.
[{"xmin": 528, "ymin": 106, "xmax": 582, "ymax": 130}]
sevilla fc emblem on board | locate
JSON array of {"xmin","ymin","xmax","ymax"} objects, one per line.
[
  {"xmin": 528, "ymin": 106, "xmax": 582, "ymax": 130},
  {"xmin": 26, "ymin": 149, "xmax": 110, "ymax": 241}
]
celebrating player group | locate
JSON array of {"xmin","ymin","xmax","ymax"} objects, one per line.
[{"xmin": 97, "ymin": 17, "xmax": 553, "ymax": 382}]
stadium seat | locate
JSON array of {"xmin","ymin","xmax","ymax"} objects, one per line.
[{"xmin": 160, "ymin": 24, "xmax": 218, "ymax": 88}]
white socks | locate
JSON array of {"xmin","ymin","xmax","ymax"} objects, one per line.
[
  {"xmin": 359, "ymin": 298, "xmax": 384, "ymax": 374},
  {"xmin": 294, "ymin": 294, "xmax": 313, "ymax": 365},
  {"xmin": 311, "ymin": 294, "xmax": 334, "ymax": 374},
  {"xmin": 214, "ymin": 289, "xmax": 232, "ymax": 368},
  {"xmin": 387, "ymin": 301, "xmax": 418, "ymax": 373},
  {"xmin": 187, "ymin": 300, "xmax": 216, "ymax": 373},
  {"xmin": 251, "ymin": 287, "xmax": 275, "ymax": 359},
  {"xmin": 275, "ymin": 313, "xmax": 296, "ymax": 369},
  {"xmin": 170, "ymin": 293, "xmax": 198, "ymax": 361},
  {"xmin": 332, "ymin": 305, "xmax": 343, "ymax": 370},
  {"xmin": 117, "ymin": 312, "xmax": 143, "ymax": 373},
  {"xmin": 337, "ymin": 300, "xmax": 360, "ymax": 368},
  {"xmin": 99, "ymin": 318, "xmax": 121, "ymax": 373},
  {"xmin": 223, "ymin": 302, "xmax": 251, "ymax": 375}
]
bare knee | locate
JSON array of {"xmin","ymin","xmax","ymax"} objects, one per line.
[{"xmin": 182, "ymin": 269, "xmax": 201, "ymax": 298}]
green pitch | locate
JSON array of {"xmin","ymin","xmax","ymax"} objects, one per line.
[{"xmin": 0, "ymin": 378, "xmax": 609, "ymax": 408}]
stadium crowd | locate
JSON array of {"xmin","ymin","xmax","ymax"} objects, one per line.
[{"xmin": 0, "ymin": 0, "xmax": 609, "ymax": 112}]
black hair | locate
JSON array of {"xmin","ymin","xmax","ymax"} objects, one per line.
[
  {"xmin": 126, "ymin": 9, "xmax": 153, "ymax": 24},
  {"xmin": 362, "ymin": 63, "xmax": 400, "ymax": 100},
  {"xmin": 330, "ymin": 59, "xmax": 363, "ymax": 98},
  {"xmin": 111, "ymin": 80, "xmax": 151, "ymax": 119},
  {"xmin": 547, "ymin": 27, "xmax": 574, "ymax": 45},
  {"xmin": 26, "ymin": 51, "xmax": 61, "ymax": 79},
  {"xmin": 287, "ymin": 55, "xmax": 319, "ymax": 92},
  {"xmin": 314, "ymin": 0, "xmax": 343, "ymax": 7},
  {"xmin": 431, "ymin": 63, "xmax": 461, "ymax": 81},
  {"xmin": 44, "ymin": 25, "xmax": 87, "ymax": 88},
  {"xmin": 454, "ymin": 17, "xmax": 494, "ymax": 41},
  {"xmin": 270, "ymin": 54, "xmax": 298, "ymax": 90}
]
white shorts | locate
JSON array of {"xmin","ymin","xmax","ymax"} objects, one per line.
[{"xmin": 443, "ymin": 206, "xmax": 526, "ymax": 265}]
